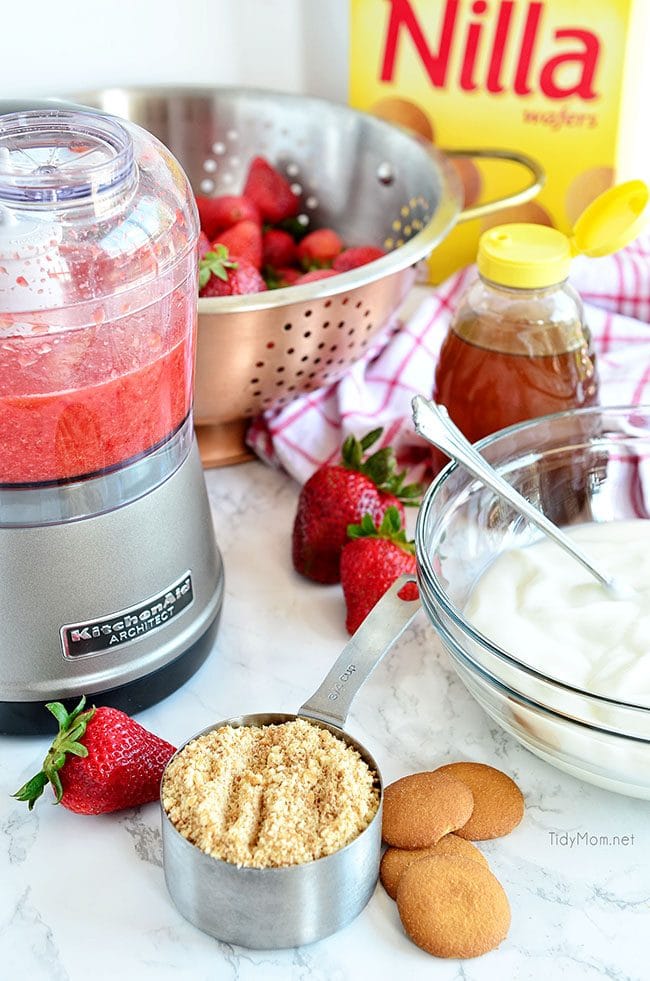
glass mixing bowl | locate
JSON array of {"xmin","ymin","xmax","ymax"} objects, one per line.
[{"xmin": 416, "ymin": 405, "xmax": 650, "ymax": 799}]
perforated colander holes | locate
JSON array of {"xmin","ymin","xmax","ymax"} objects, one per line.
[
  {"xmin": 377, "ymin": 162, "xmax": 395, "ymax": 186},
  {"xmin": 384, "ymin": 196, "xmax": 432, "ymax": 250},
  {"xmin": 246, "ymin": 301, "xmax": 377, "ymax": 398},
  {"xmin": 200, "ymin": 130, "xmax": 241, "ymax": 191},
  {"xmin": 283, "ymin": 160, "xmax": 320, "ymax": 223}
]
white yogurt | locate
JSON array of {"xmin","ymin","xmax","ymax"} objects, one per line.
[{"xmin": 465, "ymin": 519, "xmax": 650, "ymax": 706}]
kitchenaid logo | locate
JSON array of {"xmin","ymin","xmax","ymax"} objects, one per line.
[
  {"xmin": 379, "ymin": 0, "xmax": 602, "ymax": 101},
  {"xmin": 60, "ymin": 573, "xmax": 194, "ymax": 658}
]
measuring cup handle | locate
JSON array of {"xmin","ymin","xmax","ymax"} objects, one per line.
[
  {"xmin": 442, "ymin": 147, "xmax": 545, "ymax": 224},
  {"xmin": 298, "ymin": 575, "xmax": 420, "ymax": 731}
]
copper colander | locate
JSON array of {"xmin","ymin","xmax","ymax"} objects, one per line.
[{"xmin": 74, "ymin": 87, "xmax": 543, "ymax": 465}]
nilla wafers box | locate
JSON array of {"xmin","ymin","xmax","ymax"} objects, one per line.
[{"xmin": 349, "ymin": 0, "xmax": 650, "ymax": 282}]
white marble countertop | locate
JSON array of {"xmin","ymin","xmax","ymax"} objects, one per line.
[{"xmin": 1, "ymin": 459, "xmax": 648, "ymax": 981}]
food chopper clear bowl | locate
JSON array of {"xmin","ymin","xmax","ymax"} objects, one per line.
[
  {"xmin": 416, "ymin": 405, "xmax": 650, "ymax": 799},
  {"xmin": 0, "ymin": 109, "xmax": 199, "ymax": 524},
  {"xmin": 0, "ymin": 107, "xmax": 224, "ymax": 736}
]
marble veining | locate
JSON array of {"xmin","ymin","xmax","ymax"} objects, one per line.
[
  {"xmin": 120, "ymin": 811, "xmax": 163, "ymax": 868},
  {"xmin": 0, "ymin": 460, "xmax": 648, "ymax": 981}
]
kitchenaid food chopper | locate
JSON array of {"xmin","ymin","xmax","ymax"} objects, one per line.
[{"xmin": 0, "ymin": 109, "xmax": 224, "ymax": 733}]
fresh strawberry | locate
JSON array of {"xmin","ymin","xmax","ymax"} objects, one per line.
[
  {"xmin": 243, "ymin": 156, "xmax": 300, "ymax": 224},
  {"xmin": 199, "ymin": 245, "xmax": 237, "ymax": 291},
  {"xmin": 275, "ymin": 266, "xmax": 302, "ymax": 286},
  {"xmin": 265, "ymin": 266, "xmax": 302, "ymax": 289},
  {"xmin": 198, "ymin": 230, "xmax": 211, "ymax": 259},
  {"xmin": 332, "ymin": 246, "xmax": 386, "ymax": 272},
  {"xmin": 263, "ymin": 228, "xmax": 298, "ymax": 269},
  {"xmin": 13, "ymin": 696, "xmax": 176, "ymax": 815},
  {"xmin": 196, "ymin": 194, "xmax": 260, "ymax": 239},
  {"xmin": 297, "ymin": 228, "xmax": 343, "ymax": 268},
  {"xmin": 213, "ymin": 219, "xmax": 263, "ymax": 269},
  {"xmin": 292, "ymin": 428, "xmax": 422, "ymax": 583},
  {"xmin": 277, "ymin": 215, "xmax": 311, "ymax": 241},
  {"xmin": 199, "ymin": 247, "xmax": 266, "ymax": 297},
  {"xmin": 294, "ymin": 268, "xmax": 339, "ymax": 285},
  {"xmin": 341, "ymin": 508, "xmax": 419, "ymax": 634}
]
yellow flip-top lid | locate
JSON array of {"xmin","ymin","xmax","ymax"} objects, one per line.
[{"xmin": 477, "ymin": 180, "xmax": 649, "ymax": 290}]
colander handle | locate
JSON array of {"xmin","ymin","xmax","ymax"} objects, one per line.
[
  {"xmin": 298, "ymin": 574, "xmax": 420, "ymax": 731},
  {"xmin": 443, "ymin": 148, "xmax": 545, "ymax": 224}
]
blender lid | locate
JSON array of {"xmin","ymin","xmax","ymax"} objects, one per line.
[
  {"xmin": 0, "ymin": 107, "xmax": 198, "ymax": 324},
  {"xmin": 0, "ymin": 109, "xmax": 135, "ymax": 207}
]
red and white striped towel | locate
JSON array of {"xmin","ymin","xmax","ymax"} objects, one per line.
[{"xmin": 247, "ymin": 235, "xmax": 650, "ymax": 485}]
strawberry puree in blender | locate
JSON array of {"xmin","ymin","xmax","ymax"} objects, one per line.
[
  {"xmin": 0, "ymin": 287, "xmax": 195, "ymax": 485},
  {"xmin": 0, "ymin": 109, "xmax": 200, "ymax": 487}
]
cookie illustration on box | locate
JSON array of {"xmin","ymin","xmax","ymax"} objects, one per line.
[{"xmin": 351, "ymin": 0, "xmax": 649, "ymax": 281}]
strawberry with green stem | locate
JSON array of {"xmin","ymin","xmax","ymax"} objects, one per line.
[
  {"xmin": 214, "ymin": 219, "xmax": 263, "ymax": 269},
  {"xmin": 13, "ymin": 696, "xmax": 176, "ymax": 815},
  {"xmin": 199, "ymin": 245, "xmax": 265, "ymax": 297},
  {"xmin": 341, "ymin": 507, "xmax": 419, "ymax": 634},
  {"xmin": 292, "ymin": 428, "xmax": 421, "ymax": 584}
]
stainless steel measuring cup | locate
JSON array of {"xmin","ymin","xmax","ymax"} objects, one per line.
[{"xmin": 160, "ymin": 575, "xmax": 420, "ymax": 949}]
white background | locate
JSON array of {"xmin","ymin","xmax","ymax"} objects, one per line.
[{"xmin": 0, "ymin": 0, "xmax": 349, "ymax": 102}]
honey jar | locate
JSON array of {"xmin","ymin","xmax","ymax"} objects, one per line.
[{"xmin": 434, "ymin": 180, "xmax": 648, "ymax": 451}]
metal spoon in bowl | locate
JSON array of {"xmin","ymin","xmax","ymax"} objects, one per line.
[{"xmin": 411, "ymin": 396, "xmax": 632, "ymax": 597}]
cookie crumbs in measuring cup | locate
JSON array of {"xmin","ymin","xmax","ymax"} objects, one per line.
[{"xmin": 162, "ymin": 718, "xmax": 380, "ymax": 868}]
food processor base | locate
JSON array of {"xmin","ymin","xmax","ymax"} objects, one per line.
[
  {"xmin": 0, "ymin": 613, "xmax": 220, "ymax": 735},
  {"xmin": 0, "ymin": 440, "xmax": 225, "ymax": 735}
]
